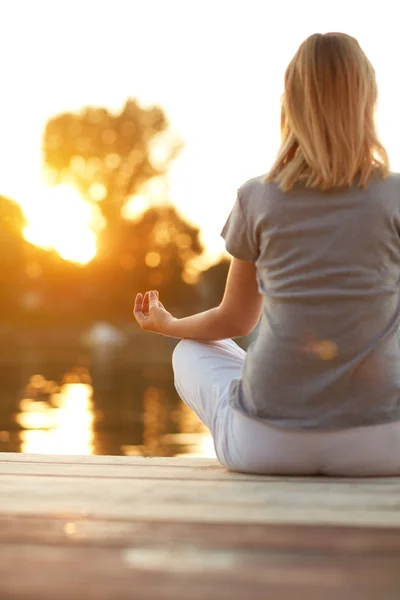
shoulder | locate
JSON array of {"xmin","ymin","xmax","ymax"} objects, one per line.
[
  {"xmin": 363, "ymin": 171, "xmax": 400, "ymax": 191},
  {"xmin": 379, "ymin": 173, "xmax": 400, "ymax": 218},
  {"xmin": 237, "ymin": 173, "xmax": 279, "ymax": 205},
  {"xmin": 238, "ymin": 173, "xmax": 270, "ymax": 197},
  {"xmin": 234, "ymin": 175, "xmax": 279, "ymax": 229},
  {"xmin": 366, "ymin": 172, "xmax": 400, "ymax": 207},
  {"xmin": 387, "ymin": 171, "xmax": 400, "ymax": 182},
  {"xmin": 237, "ymin": 174, "xmax": 279, "ymax": 215},
  {"xmin": 385, "ymin": 172, "xmax": 400, "ymax": 190}
]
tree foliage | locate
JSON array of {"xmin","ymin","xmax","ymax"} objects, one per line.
[
  {"xmin": 43, "ymin": 99, "xmax": 182, "ymax": 223},
  {"xmin": 197, "ymin": 258, "xmax": 230, "ymax": 309},
  {"xmin": 0, "ymin": 196, "xmax": 26, "ymax": 314},
  {"xmin": 88, "ymin": 204, "xmax": 203, "ymax": 320},
  {"xmin": 0, "ymin": 195, "xmax": 88, "ymax": 321},
  {"xmin": 0, "ymin": 100, "xmax": 231, "ymax": 324},
  {"xmin": 0, "ymin": 100, "xmax": 204, "ymax": 322}
]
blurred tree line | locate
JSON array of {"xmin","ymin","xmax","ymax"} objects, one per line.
[{"xmin": 0, "ymin": 100, "xmax": 229, "ymax": 327}]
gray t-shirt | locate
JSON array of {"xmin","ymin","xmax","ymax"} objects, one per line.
[{"xmin": 221, "ymin": 173, "xmax": 400, "ymax": 430}]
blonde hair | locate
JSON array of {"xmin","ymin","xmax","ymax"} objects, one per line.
[{"xmin": 266, "ymin": 32, "xmax": 389, "ymax": 192}]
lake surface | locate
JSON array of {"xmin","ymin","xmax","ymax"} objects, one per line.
[{"xmin": 0, "ymin": 341, "xmax": 215, "ymax": 458}]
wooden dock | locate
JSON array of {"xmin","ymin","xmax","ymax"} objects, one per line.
[{"xmin": 1, "ymin": 452, "xmax": 400, "ymax": 599}]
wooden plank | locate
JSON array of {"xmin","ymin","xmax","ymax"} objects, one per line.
[
  {"xmin": 0, "ymin": 453, "xmax": 399, "ymax": 484},
  {"xmin": 5, "ymin": 460, "xmax": 400, "ymax": 484},
  {"xmin": 0, "ymin": 515, "xmax": 400, "ymax": 555},
  {"xmin": 0, "ymin": 541, "xmax": 399, "ymax": 600},
  {"xmin": 0, "ymin": 454, "xmax": 399, "ymax": 598},
  {"xmin": 0, "ymin": 453, "xmax": 220, "ymax": 467},
  {"xmin": 0, "ymin": 460, "xmax": 277, "ymax": 482},
  {"xmin": 0, "ymin": 472, "xmax": 400, "ymax": 526}
]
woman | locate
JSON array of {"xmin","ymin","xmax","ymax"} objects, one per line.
[{"xmin": 134, "ymin": 32, "xmax": 400, "ymax": 476}]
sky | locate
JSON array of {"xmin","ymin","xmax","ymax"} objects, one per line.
[{"xmin": 0, "ymin": 0, "xmax": 400, "ymax": 263}]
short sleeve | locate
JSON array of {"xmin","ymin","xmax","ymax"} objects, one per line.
[{"xmin": 221, "ymin": 189, "xmax": 259, "ymax": 262}]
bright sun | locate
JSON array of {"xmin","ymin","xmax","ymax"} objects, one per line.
[{"xmin": 20, "ymin": 185, "xmax": 105, "ymax": 265}]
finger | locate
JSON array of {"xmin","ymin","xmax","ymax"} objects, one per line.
[
  {"xmin": 133, "ymin": 293, "xmax": 145, "ymax": 325},
  {"xmin": 134, "ymin": 293, "xmax": 143, "ymax": 313},
  {"xmin": 154, "ymin": 289, "xmax": 161, "ymax": 306},
  {"xmin": 158, "ymin": 301, "xmax": 166, "ymax": 309},
  {"xmin": 143, "ymin": 291, "xmax": 150, "ymax": 313},
  {"xmin": 149, "ymin": 290, "xmax": 159, "ymax": 310}
]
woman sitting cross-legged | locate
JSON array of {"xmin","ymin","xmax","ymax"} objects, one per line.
[{"xmin": 134, "ymin": 32, "xmax": 400, "ymax": 476}]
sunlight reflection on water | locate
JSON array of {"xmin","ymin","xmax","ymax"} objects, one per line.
[
  {"xmin": 17, "ymin": 382, "xmax": 95, "ymax": 455},
  {"xmin": 14, "ymin": 371, "xmax": 215, "ymax": 458}
]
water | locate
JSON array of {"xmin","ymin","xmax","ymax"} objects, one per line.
[{"xmin": 0, "ymin": 342, "xmax": 215, "ymax": 458}]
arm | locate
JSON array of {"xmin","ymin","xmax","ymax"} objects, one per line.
[{"xmin": 134, "ymin": 257, "xmax": 263, "ymax": 340}]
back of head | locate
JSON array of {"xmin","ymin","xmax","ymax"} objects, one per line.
[{"xmin": 266, "ymin": 32, "xmax": 389, "ymax": 191}]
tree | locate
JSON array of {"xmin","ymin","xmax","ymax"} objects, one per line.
[
  {"xmin": 86, "ymin": 204, "xmax": 203, "ymax": 321},
  {"xmin": 42, "ymin": 100, "xmax": 205, "ymax": 322},
  {"xmin": 0, "ymin": 195, "xmax": 90, "ymax": 322},
  {"xmin": 197, "ymin": 258, "xmax": 230, "ymax": 309},
  {"xmin": 43, "ymin": 99, "xmax": 182, "ymax": 224},
  {"xmin": 0, "ymin": 196, "xmax": 26, "ymax": 316}
]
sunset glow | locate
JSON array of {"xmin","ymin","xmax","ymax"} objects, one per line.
[
  {"xmin": 1, "ymin": 1, "xmax": 400, "ymax": 266},
  {"xmin": 21, "ymin": 185, "xmax": 105, "ymax": 264}
]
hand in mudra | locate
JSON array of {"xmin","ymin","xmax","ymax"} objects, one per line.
[{"xmin": 134, "ymin": 290, "xmax": 175, "ymax": 334}]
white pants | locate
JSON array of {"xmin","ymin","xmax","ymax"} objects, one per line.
[{"xmin": 172, "ymin": 338, "xmax": 400, "ymax": 476}]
